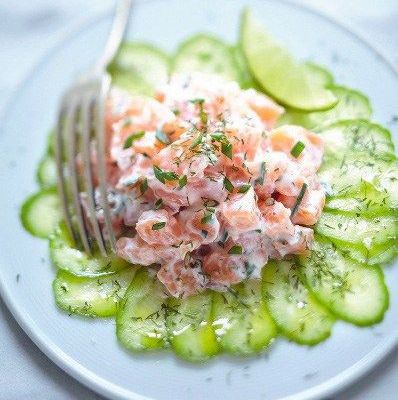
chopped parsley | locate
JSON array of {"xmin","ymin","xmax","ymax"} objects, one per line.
[
  {"xmin": 155, "ymin": 129, "xmax": 171, "ymax": 145},
  {"xmin": 291, "ymin": 141, "xmax": 305, "ymax": 158},
  {"xmin": 223, "ymin": 176, "xmax": 234, "ymax": 193},
  {"xmin": 221, "ymin": 142, "xmax": 233, "ymax": 159},
  {"xmin": 238, "ymin": 184, "xmax": 251, "ymax": 194},
  {"xmin": 153, "ymin": 166, "xmax": 178, "ymax": 184},
  {"xmin": 228, "ymin": 244, "xmax": 243, "ymax": 255},
  {"xmin": 190, "ymin": 133, "xmax": 203, "ymax": 150},
  {"xmin": 123, "ymin": 131, "xmax": 145, "ymax": 149},
  {"xmin": 291, "ymin": 182, "xmax": 308, "ymax": 217},
  {"xmin": 201, "ymin": 210, "xmax": 214, "ymax": 224},
  {"xmin": 152, "ymin": 222, "xmax": 166, "ymax": 231}
]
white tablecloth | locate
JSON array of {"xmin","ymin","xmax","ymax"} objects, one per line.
[{"xmin": 1, "ymin": 1, "xmax": 397, "ymax": 399}]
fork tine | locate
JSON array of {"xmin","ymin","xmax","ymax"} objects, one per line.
[
  {"xmin": 66, "ymin": 96, "xmax": 92, "ymax": 255},
  {"xmin": 81, "ymin": 92, "xmax": 108, "ymax": 256},
  {"xmin": 94, "ymin": 75, "xmax": 117, "ymax": 252},
  {"xmin": 55, "ymin": 99, "xmax": 78, "ymax": 247}
]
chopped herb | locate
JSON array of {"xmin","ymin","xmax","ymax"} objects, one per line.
[
  {"xmin": 152, "ymin": 222, "xmax": 166, "ymax": 231},
  {"xmin": 223, "ymin": 176, "xmax": 234, "ymax": 193},
  {"xmin": 201, "ymin": 211, "xmax": 214, "ymax": 224},
  {"xmin": 210, "ymin": 132, "xmax": 224, "ymax": 141},
  {"xmin": 190, "ymin": 98, "xmax": 205, "ymax": 105},
  {"xmin": 138, "ymin": 178, "xmax": 148, "ymax": 195},
  {"xmin": 179, "ymin": 175, "xmax": 187, "ymax": 188},
  {"xmin": 155, "ymin": 129, "xmax": 171, "ymax": 145},
  {"xmin": 291, "ymin": 141, "xmax": 305, "ymax": 158},
  {"xmin": 238, "ymin": 184, "xmax": 251, "ymax": 194},
  {"xmin": 221, "ymin": 142, "xmax": 233, "ymax": 159},
  {"xmin": 172, "ymin": 108, "xmax": 180, "ymax": 116},
  {"xmin": 200, "ymin": 108, "xmax": 208, "ymax": 125},
  {"xmin": 291, "ymin": 183, "xmax": 308, "ymax": 217},
  {"xmin": 228, "ymin": 244, "xmax": 243, "ymax": 255},
  {"xmin": 153, "ymin": 166, "xmax": 165, "ymax": 183},
  {"xmin": 155, "ymin": 199, "xmax": 163, "ymax": 210},
  {"xmin": 255, "ymin": 161, "xmax": 266, "ymax": 185},
  {"xmin": 190, "ymin": 133, "xmax": 203, "ymax": 150},
  {"xmin": 123, "ymin": 131, "xmax": 145, "ymax": 149},
  {"xmin": 163, "ymin": 171, "xmax": 179, "ymax": 181}
]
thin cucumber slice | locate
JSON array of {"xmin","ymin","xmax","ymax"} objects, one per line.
[
  {"xmin": 20, "ymin": 188, "xmax": 62, "ymax": 238},
  {"xmin": 231, "ymin": 45, "xmax": 257, "ymax": 89},
  {"xmin": 315, "ymin": 211, "xmax": 397, "ymax": 248},
  {"xmin": 166, "ymin": 292, "xmax": 219, "ymax": 361},
  {"xmin": 300, "ymin": 237, "xmax": 389, "ymax": 326},
  {"xmin": 327, "ymin": 236, "xmax": 398, "ymax": 266},
  {"xmin": 278, "ymin": 86, "xmax": 372, "ymax": 130},
  {"xmin": 325, "ymin": 180, "xmax": 397, "ymax": 216},
  {"xmin": 172, "ymin": 34, "xmax": 241, "ymax": 82},
  {"xmin": 303, "ymin": 62, "xmax": 334, "ymax": 87},
  {"xmin": 319, "ymin": 120, "xmax": 395, "ymax": 164},
  {"xmin": 50, "ymin": 223, "xmax": 129, "ymax": 277},
  {"xmin": 109, "ymin": 42, "xmax": 169, "ymax": 96},
  {"xmin": 53, "ymin": 267, "xmax": 136, "ymax": 317},
  {"xmin": 240, "ymin": 9, "xmax": 337, "ymax": 111},
  {"xmin": 116, "ymin": 268, "xmax": 168, "ymax": 351},
  {"xmin": 262, "ymin": 260, "xmax": 334, "ymax": 345},
  {"xmin": 213, "ymin": 280, "xmax": 277, "ymax": 354},
  {"xmin": 36, "ymin": 156, "xmax": 57, "ymax": 188}
]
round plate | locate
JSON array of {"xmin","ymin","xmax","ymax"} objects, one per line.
[{"xmin": 0, "ymin": 1, "xmax": 397, "ymax": 399}]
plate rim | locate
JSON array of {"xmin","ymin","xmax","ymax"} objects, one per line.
[{"xmin": 0, "ymin": 1, "xmax": 397, "ymax": 400}]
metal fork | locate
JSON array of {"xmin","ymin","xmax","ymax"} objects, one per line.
[{"xmin": 55, "ymin": 0, "xmax": 132, "ymax": 256}]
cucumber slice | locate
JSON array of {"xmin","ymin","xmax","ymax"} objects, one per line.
[
  {"xmin": 47, "ymin": 129, "xmax": 56, "ymax": 156},
  {"xmin": 304, "ymin": 62, "xmax": 334, "ymax": 87},
  {"xmin": 262, "ymin": 260, "xmax": 334, "ymax": 345},
  {"xmin": 21, "ymin": 188, "xmax": 62, "ymax": 238},
  {"xmin": 116, "ymin": 268, "xmax": 168, "ymax": 351},
  {"xmin": 278, "ymin": 86, "xmax": 371, "ymax": 130},
  {"xmin": 327, "ymin": 236, "xmax": 398, "ymax": 266},
  {"xmin": 109, "ymin": 42, "xmax": 169, "ymax": 96},
  {"xmin": 240, "ymin": 9, "xmax": 337, "ymax": 111},
  {"xmin": 36, "ymin": 156, "xmax": 57, "ymax": 188},
  {"xmin": 50, "ymin": 223, "xmax": 129, "ymax": 277},
  {"xmin": 315, "ymin": 211, "xmax": 397, "ymax": 248},
  {"xmin": 172, "ymin": 34, "xmax": 241, "ymax": 82},
  {"xmin": 213, "ymin": 280, "xmax": 277, "ymax": 354},
  {"xmin": 300, "ymin": 237, "xmax": 389, "ymax": 326},
  {"xmin": 53, "ymin": 267, "xmax": 136, "ymax": 317},
  {"xmin": 325, "ymin": 180, "xmax": 397, "ymax": 216},
  {"xmin": 319, "ymin": 120, "xmax": 395, "ymax": 164},
  {"xmin": 166, "ymin": 292, "xmax": 219, "ymax": 361}
]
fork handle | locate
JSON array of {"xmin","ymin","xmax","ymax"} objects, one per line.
[{"xmin": 94, "ymin": 0, "xmax": 132, "ymax": 74}]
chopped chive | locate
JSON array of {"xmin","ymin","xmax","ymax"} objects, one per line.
[
  {"xmin": 291, "ymin": 183, "xmax": 308, "ymax": 217},
  {"xmin": 201, "ymin": 211, "xmax": 213, "ymax": 224},
  {"xmin": 221, "ymin": 142, "xmax": 233, "ymax": 159},
  {"xmin": 255, "ymin": 161, "xmax": 266, "ymax": 186},
  {"xmin": 238, "ymin": 184, "xmax": 251, "ymax": 194},
  {"xmin": 139, "ymin": 178, "xmax": 148, "ymax": 195},
  {"xmin": 153, "ymin": 166, "xmax": 165, "ymax": 183},
  {"xmin": 155, "ymin": 129, "xmax": 171, "ymax": 145},
  {"xmin": 223, "ymin": 176, "xmax": 234, "ymax": 193},
  {"xmin": 228, "ymin": 244, "xmax": 243, "ymax": 255},
  {"xmin": 155, "ymin": 199, "xmax": 163, "ymax": 210},
  {"xmin": 190, "ymin": 133, "xmax": 203, "ymax": 150},
  {"xmin": 152, "ymin": 222, "xmax": 166, "ymax": 231},
  {"xmin": 291, "ymin": 141, "xmax": 305, "ymax": 158},
  {"xmin": 179, "ymin": 175, "xmax": 187, "ymax": 188},
  {"xmin": 123, "ymin": 131, "xmax": 145, "ymax": 149}
]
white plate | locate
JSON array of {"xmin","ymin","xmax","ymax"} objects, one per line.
[{"xmin": 0, "ymin": 1, "xmax": 397, "ymax": 399}]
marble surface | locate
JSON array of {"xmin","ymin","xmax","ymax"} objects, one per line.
[{"xmin": 1, "ymin": 1, "xmax": 397, "ymax": 399}]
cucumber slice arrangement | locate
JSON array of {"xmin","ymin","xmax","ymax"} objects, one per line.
[
  {"xmin": 20, "ymin": 7, "xmax": 398, "ymax": 362},
  {"xmin": 263, "ymin": 260, "xmax": 335, "ymax": 345},
  {"xmin": 21, "ymin": 188, "xmax": 63, "ymax": 238},
  {"xmin": 240, "ymin": 9, "xmax": 337, "ymax": 111}
]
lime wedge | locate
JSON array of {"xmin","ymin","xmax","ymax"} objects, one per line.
[{"xmin": 240, "ymin": 9, "xmax": 337, "ymax": 111}]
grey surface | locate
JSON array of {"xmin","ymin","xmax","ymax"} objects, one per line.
[{"xmin": 0, "ymin": 1, "xmax": 397, "ymax": 399}]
